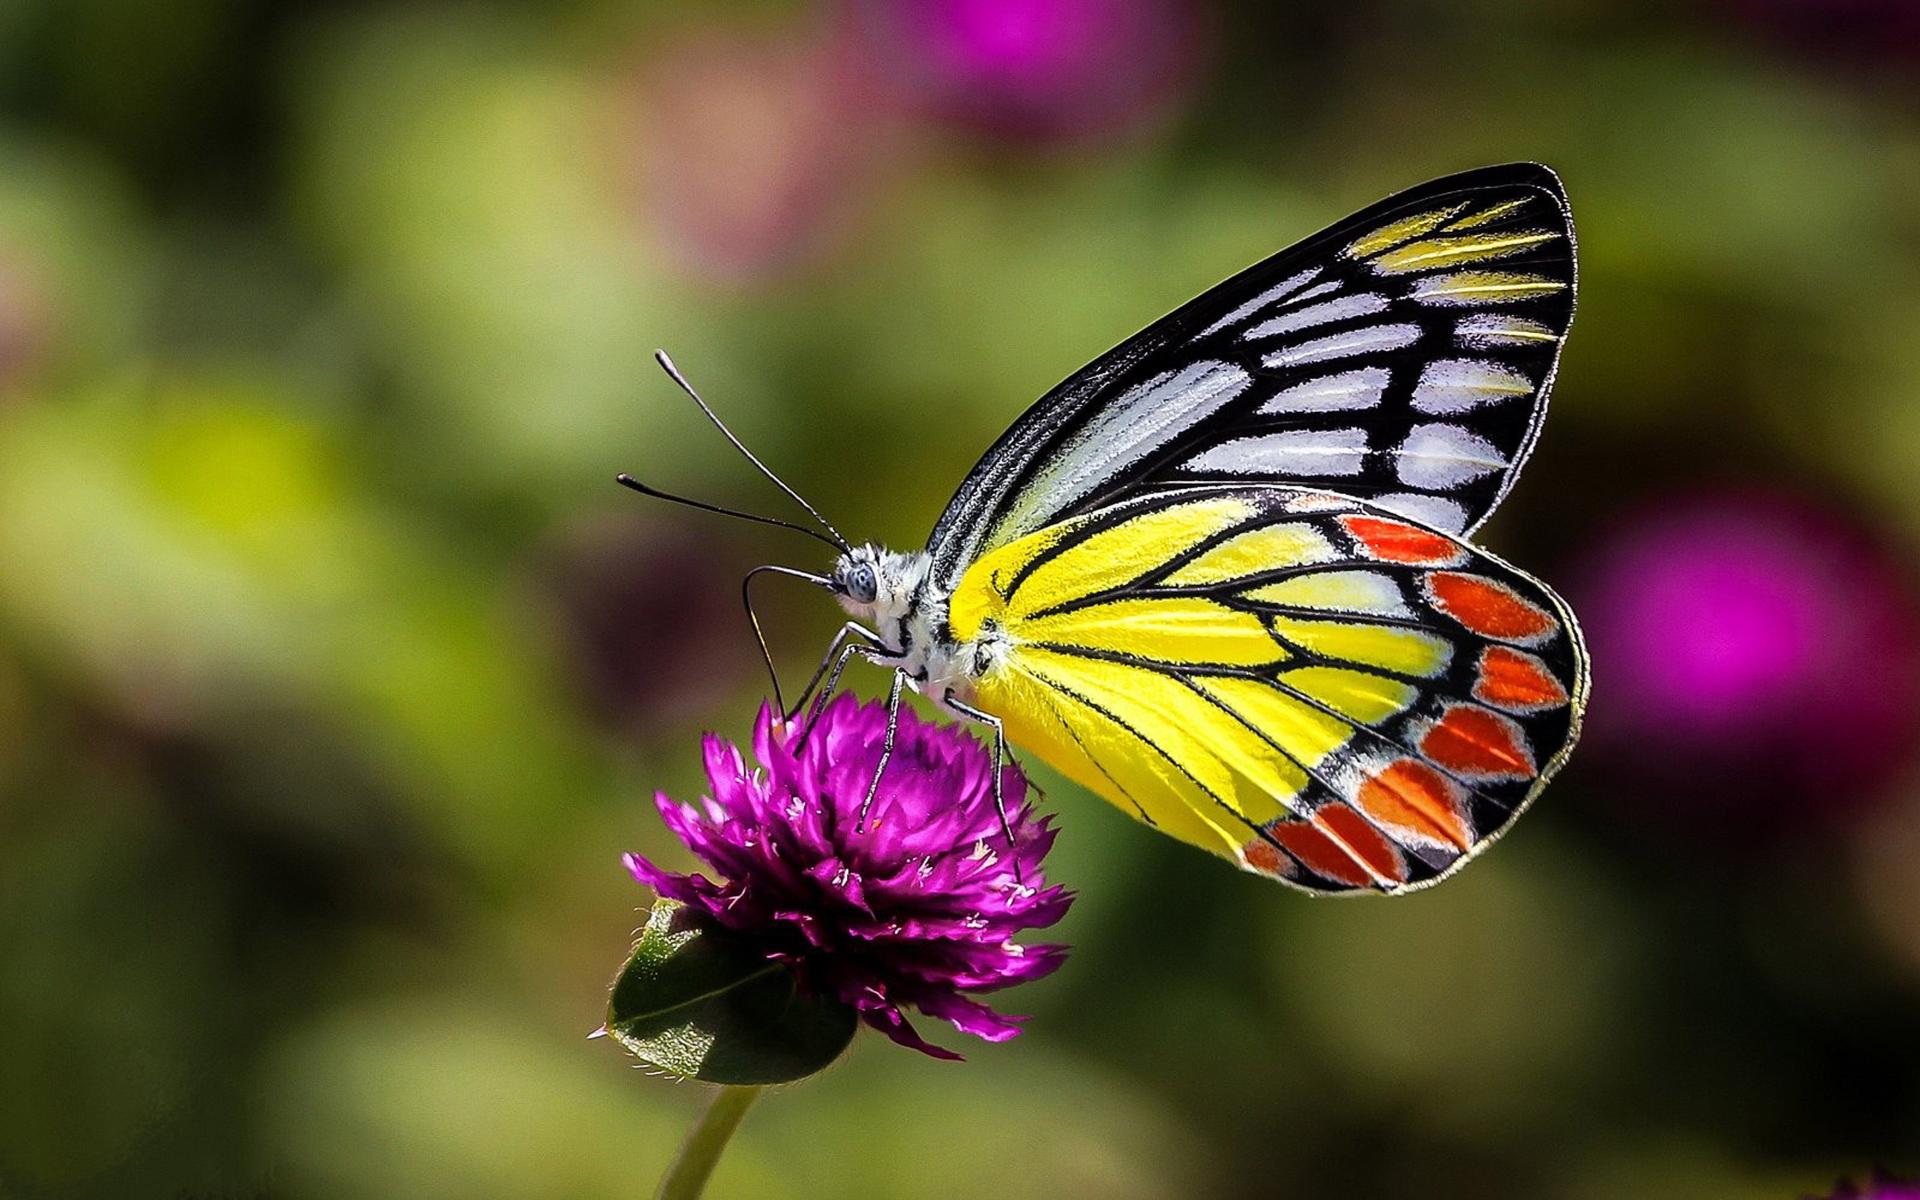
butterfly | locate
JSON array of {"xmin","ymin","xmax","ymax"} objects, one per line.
[{"xmin": 625, "ymin": 162, "xmax": 1589, "ymax": 895}]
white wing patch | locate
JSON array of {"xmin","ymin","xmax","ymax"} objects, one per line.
[
  {"xmin": 1258, "ymin": 367, "xmax": 1391, "ymax": 415},
  {"xmin": 1394, "ymin": 424, "xmax": 1506, "ymax": 489},
  {"xmin": 1455, "ymin": 313, "xmax": 1556, "ymax": 349},
  {"xmin": 991, "ymin": 360, "xmax": 1251, "ymax": 542},
  {"xmin": 1276, "ymin": 278, "xmax": 1343, "ymax": 307},
  {"xmin": 1263, "ymin": 323, "xmax": 1422, "ymax": 368},
  {"xmin": 1374, "ymin": 491, "xmax": 1470, "ymax": 532},
  {"xmin": 1411, "ymin": 358, "xmax": 1534, "ymax": 414},
  {"xmin": 1187, "ymin": 428, "xmax": 1370, "ymax": 477},
  {"xmin": 1243, "ymin": 569, "xmax": 1413, "ymax": 617},
  {"xmin": 1245, "ymin": 293, "xmax": 1390, "ymax": 340},
  {"xmin": 1199, "ymin": 268, "xmax": 1324, "ymax": 337}
]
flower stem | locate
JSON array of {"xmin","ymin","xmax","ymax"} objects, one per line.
[{"xmin": 655, "ymin": 1085, "xmax": 764, "ymax": 1200}]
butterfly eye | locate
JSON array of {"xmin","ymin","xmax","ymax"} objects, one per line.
[{"xmin": 847, "ymin": 563, "xmax": 878, "ymax": 605}]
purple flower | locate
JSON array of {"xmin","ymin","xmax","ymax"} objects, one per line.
[
  {"xmin": 1813, "ymin": 1171, "xmax": 1920, "ymax": 1199},
  {"xmin": 625, "ymin": 693, "xmax": 1072, "ymax": 1059},
  {"xmin": 1570, "ymin": 487, "xmax": 1920, "ymax": 826},
  {"xmin": 850, "ymin": 0, "xmax": 1205, "ymax": 143}
]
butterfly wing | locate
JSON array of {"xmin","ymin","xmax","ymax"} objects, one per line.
[
  {"xmin": 946, "ymin": 485, "xmax": 1588, "ymax": 894},
  {"xmin": 926, "ymin": 163, "xmax": 1576, "ymax": 592}
]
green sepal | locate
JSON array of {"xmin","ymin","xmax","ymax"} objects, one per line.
[{"xmin": 605, "ymin": 899, "xmax": 857, "ymax": 1085}]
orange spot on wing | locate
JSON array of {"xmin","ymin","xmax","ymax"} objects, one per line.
[
  {"xmin": 1429, "ymin": 572, "xmax": 1554, "ymax": 641},
  {"xmin": 1339, "ymin": 515, "xmax": 1462, "ymax": 566},
  {"xmin": 1243, "ymin": 840, "xmax": 1288, "ymax": 876},
  {"xmin": 1265, "ymin": 804, "xmax": 1406, "ymax": 887},
  {"xmin": 1267, "ymin": 819, "xmax": 1373, "ymax": 888},
  {"xmin": 1474, "ymin": 646, "xmax": 1568, "ymax": 712},
  {"xmin": 1357, "ymin": 759, "xmax": 1472, "ymax": 851},
  {"xmin": 1314, "ymin": 802, "xmax": 1408, "ymax": 884},
  {"xmin": 1420, "ymin": 704, "xmax": 1537, "ymax": 781}
]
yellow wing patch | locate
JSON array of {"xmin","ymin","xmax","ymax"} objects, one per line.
[
  {"xmin": 1031, "ymin": 651, "xmax": 1310, "ymax": 829},
  {"xmin": 1018, "ymin": 598, "xmax": 1287, "ymax": 668},
  {"xmin": 1346, "ymin": 190, "xmax": 1561, "ymax": 278},
  {"xmin": 1369, "ymin": 230, "xmax": 1561, "ymax": 275},
  {"xmin": 1243, "ymin": 570, "xmax": 1411, "ymax": 616},
  {"xmin": 1189, "ymin": 675, "xmax": 1352, "ymax": 771},
  {"xmin": 968, "ymin": 496, "xmax": 1255, "ymax": 624},
  {"xmin": 1279, "ymin": 665, "xmax": 1418, "ymax": 724},
  {"xmin": 1269, "ymin": 616, "xmax": 1452, "ymax": 677},
  {"xmin": 1162, "ymin": 522, "xmax": 1336, "ymax": 586},
  {"xmin": 1411, "ymin": 270, "xmax": 1568, "ymax": 306},
  {"xmin": 1442, "ymin": 196, "xmax": 1533, "ymax": 230},
  {"xmin": 1002, "ymin": 648, "xmax": 1282, "ymax": 846},
  {"xmin": 1345, "ymin": 202, "xmax": 1470, "ymax": 259}
]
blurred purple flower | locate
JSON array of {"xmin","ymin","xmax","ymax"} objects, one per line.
[
  {"xmin": 851, "ymin": 0, "xmax": 1206, "ymax": 143},
  {"xmin": 626, "ymin": 693, "xmax": 1072, "ymax": 1059},
  {"xmin": 1813, "ymin": 1171, "xmax": 1920, "ymax": 1199},
  {"xmin": 1573, "ymin": 488, "xmax": 1920, "ymax": 822}
]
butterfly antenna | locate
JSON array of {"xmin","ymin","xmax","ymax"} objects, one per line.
[
  {"xmin": 615, "ymin": 474, "xmax": 844, "ymax": 552},
  {"xmin": 654, "ymin": 350, "xmax": 851, "ymax": 552}
]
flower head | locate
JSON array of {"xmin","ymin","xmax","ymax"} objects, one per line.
[
  {"xmin": 852, "ymin": 0, "xmax": 1204, "ymax": 143},
  {"xmin": 625, "ymin": 692, "xmax": 1072, "ymax": 1059},
  {"xmin": 1571, "ymin": 487, "xmax": 1920, "ymax": 823}
]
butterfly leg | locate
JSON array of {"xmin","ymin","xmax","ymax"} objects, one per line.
[
  {"xmin": 856, "ymin": 668, "xmax": 908, "ymax": 832},
  {"xmin": 795, "ymin": 641, "xmax": 894, "ymax": 748},
  {"xmin": 942, "ymin": 690, "xmax": 1026, "ymax": 886},
  {"xmin": 785, "ymin": 620, "xmax": 882, "ymax": 726}
]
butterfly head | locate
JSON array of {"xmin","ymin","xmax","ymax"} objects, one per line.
[{"xmin": 829, "ymin": 545, "xmax": 930, "ymax": 634}]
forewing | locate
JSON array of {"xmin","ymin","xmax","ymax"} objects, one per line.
[
  {"xmin": 946, "ymin": 486, "xmax": 1588, "ymax": 895},
  {"xmin": 927, "ymin": 163, "xmax": 1576, "ymax": 591}
]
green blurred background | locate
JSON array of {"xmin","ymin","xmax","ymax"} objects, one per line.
[{"xmin": 4, "ymin": 0, "xmax": 1920, "ymax": 1196}]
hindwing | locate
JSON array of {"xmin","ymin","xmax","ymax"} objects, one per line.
[{"xmin": 946, "ymin": 486, "xmax": 1588, "ymax": 894}]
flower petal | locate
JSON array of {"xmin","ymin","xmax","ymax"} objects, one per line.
[
  {"xmin": 860, "ymin": 1008, "xmax": 964, "ymax": 1061},
  {"xmin": 914, "ymin": 991, "xmax": 1027, "ymax": 1043}
]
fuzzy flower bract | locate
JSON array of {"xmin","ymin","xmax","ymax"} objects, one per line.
[{"xmin": 625, "ymin": 693, "xmax": 1072, "ymax": 1059}]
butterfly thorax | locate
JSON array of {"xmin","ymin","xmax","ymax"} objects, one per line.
[{"xmin": 830, "ymin": 544, "xmax": 992, "ymax": 700}]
